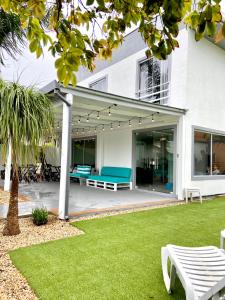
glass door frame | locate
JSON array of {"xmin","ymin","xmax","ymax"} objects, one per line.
[{"xmin": 132, "ymin": 125, "xmax": 177, "ymax": 195}]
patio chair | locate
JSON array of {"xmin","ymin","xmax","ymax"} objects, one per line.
[{"xmin": 161, "ymin": 244, "xmax": 225, "ymax": 300}]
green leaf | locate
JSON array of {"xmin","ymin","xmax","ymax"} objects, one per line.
[
  {"xmin": 29, "ymin": 40, "xmax": 38, "ymax": 53},
  {"xmin": 86, "ymin": 0, "xmax": 94, "ymax": 5}
]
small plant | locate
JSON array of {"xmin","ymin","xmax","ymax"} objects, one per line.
[{"xmin": 32, "ymin": 207, "xmax": 48, "ymax": 226}]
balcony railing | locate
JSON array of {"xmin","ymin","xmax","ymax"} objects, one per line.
[{"xmin": 135, "ymin": 81, "xmax": 170, "ymax": 105}]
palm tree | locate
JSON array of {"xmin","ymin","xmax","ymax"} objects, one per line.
[
  {"xmin": 0, "ymin": 79, "xmax": 54, "ymax": 236},
  {"xmin": 0, "ymin": 9, "xmax": 25, "ymax": 64}
]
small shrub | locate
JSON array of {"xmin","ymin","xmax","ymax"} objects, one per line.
[{"xmin": 32, "ymin": 207, "xmax": 48, "ymax": 226}]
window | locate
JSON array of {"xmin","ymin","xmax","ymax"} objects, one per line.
[
  {"xmin": 194, "ymin": 130, "xmax": 225, "ymax": 176},
  {"xmin": 212, "ymin": 135, "xmax": 225, "ymax": 175},
  {"xmin": 137, "ymin": 57, "xmax": 169, "ymax": 103},
  {"xmin": 194, "ymin": 131, "xmax": 211, "ymax": 175},
  {"xmin": 89, "ymin": 77, "xmax": 107, "ymax": 92}
]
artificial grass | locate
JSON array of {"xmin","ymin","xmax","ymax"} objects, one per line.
[{"xmin": 10, "ymin": 197, "xmax": 225, "ymax": 300}]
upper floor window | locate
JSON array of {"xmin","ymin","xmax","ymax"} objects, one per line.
[
  {"xmin": 89, "ymin": 76, "xmax": 107, "ymax": 92},
  {"xmin": 137, "ymin": 57, "xmax": 169, "ymax": 104}
]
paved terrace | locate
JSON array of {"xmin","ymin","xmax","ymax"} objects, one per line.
[{"xmin": 0, "ymin": 181, "xmax": 179, "ymax": 218}]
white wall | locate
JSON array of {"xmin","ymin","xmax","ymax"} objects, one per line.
[
  {"xmin": 96, "ymin": 128, "xmax": 133, "ymax": 169},
  {"xmin": 79, "ymin": 47, "xmax": 147, "ymax": 98},
  {"xmin": 181, "ymin": 31, "xmax": 225, "ymax": 197}
]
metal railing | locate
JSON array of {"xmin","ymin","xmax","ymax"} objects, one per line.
[{"xmin": 136, "ymin": 81, "xmax": 170, "ymax": 105}]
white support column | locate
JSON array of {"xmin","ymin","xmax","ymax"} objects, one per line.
[
  {"xmin": 4, "ymin": 142, "xmax": 12, "ymax": 192},
  {"xmin": 58, "ymin": 93, "xmax": 73, "ymax": 219}
]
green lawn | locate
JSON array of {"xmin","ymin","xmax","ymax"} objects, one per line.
[{"xmin": 10, "ymin": 198, "xmax": 225, "ymax": 300}]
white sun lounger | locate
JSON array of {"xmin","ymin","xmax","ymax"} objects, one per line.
[{"xmin": 161, "ymin": 244, "xmax": 225, "ymax": 300}]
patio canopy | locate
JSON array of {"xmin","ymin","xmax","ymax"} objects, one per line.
[{"xmin": 39, "ymin": 80, "xmax": 186, "ymax": 219}]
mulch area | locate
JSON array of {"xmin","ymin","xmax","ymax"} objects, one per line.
[{"xmin": 0, "ymin": 188, "xmax": 29, "ymax": 205}]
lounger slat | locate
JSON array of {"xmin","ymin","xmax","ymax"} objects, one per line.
[
  {"xmin": 192, "ymin": 284, "xmax": 213, "ymax": 291},
  {"xmin": 182, "ymin": 263, "xmax": 225, "ymax": 271},
  {"xmin": 174, "ymin": 249, "xmax": 219, "ymax": 255},
  {"xmin": 189, "ymin": 273, "xmax": 223, "ymax": 282},
  {"xmin": 170, "ymin": 245, "xmax": 217, "ymax": 251},
  {"xmin": 178, "ymin": 259, "xmax": 225, "ymax": 266},
  {"xmin": 185, "ymin": 269, "xmax": 225, "ymax": 276},
  {"xmin": 177, "ymin": 256, "xmax": 225, "ymax": 262},
  {"xmin": 175, "ymin": 252, "xmax": 222, "ymax": 258}
]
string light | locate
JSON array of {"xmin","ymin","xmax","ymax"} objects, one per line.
[
  {"xmin": 102, "ymin": 125, "xmax": 105, "ymax": 131},
  {"xmin": 110, "ymin": 123, "xmax": 113, "ymax": 130},
  {"xmin": 151, "ymin": 115, "xmax": 155, "ymax": 122},
  {"xmin": 86, "ymin": 115, "xmax": 89, "ymax": 122},
  {"xmin": 94, "ymin": 127, "xmax": 97, "ymax": 132},
  {"xmin": 97, "ymin": 111, "xmax": 100, "ymax": 119},
  {"xmin": 78, "ymin": 116, "xmax": 81, "ymax": 123},
  {"xmin": 108, "ymin": 107, "xmax": 111, "ymax": 116},
  {"xmin": 57, "ymin": 122, "xmax": 60, "ymax": 129},
  {"xmin": 129, "ymin": 120, "xmax": 131, "ymax": 127},
  {"xmin": 118, "ymin": 121, "xmax": 121, "ymax": 128},
  {"xmin": 139, "ymin": 118, "xmax": 142, "ymax": 125}
]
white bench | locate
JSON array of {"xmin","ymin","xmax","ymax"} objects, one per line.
[
  {"xmin": 162, "ymin": 244, "xmax": 225, "ymax": 300},
  {"xmin": 185, "ymin": 188, "xmax": 202, "ymax": 204}
]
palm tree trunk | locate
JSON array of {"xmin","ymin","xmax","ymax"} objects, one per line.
[{"xmin": 3, "ymin": 166, "xmax": 20, "ymax": 236}]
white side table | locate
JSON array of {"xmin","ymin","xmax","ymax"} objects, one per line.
[
  {"xmin": 185, "ymin": 188, "xmax": 202, "ymax": 204},
  {"xmin": 220, "ymin": 230, "xmax": 225, "ymax": 249}
]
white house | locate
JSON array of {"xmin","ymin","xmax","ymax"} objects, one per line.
[
  {"xmin": 1, "ymin": 26, "xmax": 225, "ymax": 219},
  {"xmin": 62, "ymin": 27, "xmax": 225, "ymax": 201}
]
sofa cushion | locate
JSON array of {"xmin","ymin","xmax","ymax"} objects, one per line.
[
  {"xmin": 88, "ymin": 175, "xmax": 130, "ymax": 183},
  {"xmin": 76, "ymin": 165, "xmax": 91, "ymax": 175},
  {"xmin": 101, "ymin": 167, "xmax": 132, "ymax": 179},
  {"xmin": 70, "ymin": 172, "xmax": 89, "ymax": 179}
]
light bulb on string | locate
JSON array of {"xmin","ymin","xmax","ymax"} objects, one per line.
[
  {"xmin": 129, "ymin": 120, "xmax": 131, "ymax": 127},
  {"xmin": 97, "ymin": 111, "xmax": 100, "ymax": 119},
  {"xmin": 118, "ymin": 121, "xmax": 121, "ymax": 128},
  {"xmin": 139, "ymin": 118, "xmax": 142, "ymax": 125}
]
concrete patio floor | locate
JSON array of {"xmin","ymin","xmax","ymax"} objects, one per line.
[{"xmin": 0, "ymin": 181, "xmax": 179, "ymax": 218}]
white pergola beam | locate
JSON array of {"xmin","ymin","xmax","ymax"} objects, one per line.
[{"xmin": 58, "ymin": 93, "xmax": 73, "ymax": 219}]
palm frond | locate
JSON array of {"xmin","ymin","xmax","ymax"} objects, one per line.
[
  {"xmin": 0, "ymin": 79, "xmax": 54, "ymax": 165},
  {"xmin": 0, "ymin": 9, "xmax": 25, "ymax": 64}
]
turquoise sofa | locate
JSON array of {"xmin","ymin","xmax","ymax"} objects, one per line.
[{"xmin": 87, "ymin": 166, "xmax": 132, "ymax": 191}]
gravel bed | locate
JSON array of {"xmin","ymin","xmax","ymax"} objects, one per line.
[{"xmin": 0, "ymin": 215, "xmax": 83, "ymax": 300}]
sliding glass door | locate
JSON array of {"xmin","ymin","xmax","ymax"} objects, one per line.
[
  {"xmin": 71, "ymin": 138, "xmax": 96, "ymax": 168},
  {"xmin": 135, "ymin": 128, "xmax": 174, "ymax": 193}
]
